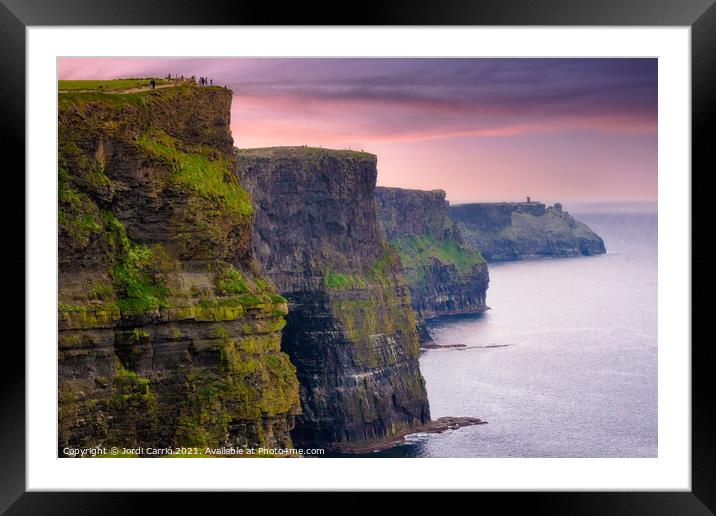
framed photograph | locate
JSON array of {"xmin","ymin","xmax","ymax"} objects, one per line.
[{"xmin": 6, "ymin": 0, "xmax": 709, "ymax": 512}]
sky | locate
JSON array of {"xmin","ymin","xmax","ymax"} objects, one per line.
[{"xmin": 58, "ymin": 58, "xmax": 657, "ymax": 204}]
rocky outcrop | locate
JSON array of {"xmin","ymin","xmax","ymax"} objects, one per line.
[
  {"xmin": 235, "ymin": 147, "xmax": 431, "ymax": 448},
  {"xmin": 375, "ymin": 187, "xmax": 489, "ymax": 326},
  {"xmin": 448, "ymin": 202, "xmax": 606, "ymax": 261},
  {"xmin": 58, "ymin": 83, "xmax": 300, "ymax": 454}
]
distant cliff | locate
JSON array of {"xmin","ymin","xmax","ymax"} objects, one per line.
[
  {"xmin": 58, "ymin": 83, "xmax": 300, "ymax": 454},
  {"xmin": 375, "ymin": 187, "xmax": 489, "ymax": 337},
  {"xmin": 235, "ymin": 147, "xmax": 431, "ymax": 449},
  {"xmin": 448, "ymin": 202, "xmax": 606, "ymax": 261}
]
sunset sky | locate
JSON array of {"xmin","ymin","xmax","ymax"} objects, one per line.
[{"xmin": 58, "ymin": 58, "xmax": 657, "ymax": 204}]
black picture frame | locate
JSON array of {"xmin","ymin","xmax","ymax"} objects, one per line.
[{"xmin": 3, "ymin": 0, "xmax": 708, "ymax": 513}]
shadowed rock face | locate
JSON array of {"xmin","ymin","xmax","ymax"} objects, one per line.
[
  {"xmin": 377, "ymin": 187, "xmax": 452, "ymax": 242},
  {"xmin": 375, "ymin": 187, "xmax": 489, "ymax": 328},
  {"xmin": 448, "ymin": 202, "xmax": 606, "ymax": 262},
  {"xmin": 58, "ymin": 84, "xmax": 300, "ymax": 454},
  {"xmin": 235, "ymin": 148, "xmax": 431, "ymax": 447}
]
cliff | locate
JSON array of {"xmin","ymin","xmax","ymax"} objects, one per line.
[
  {"xmin": 375, "ymin": 187, "xmax": 489, "ymax": 327},
  {"xmin": 235, "ymin": 147, "xmax": 431, "ymax": 448},
  {"xmin": 448, "ymin": 202, "xmax": 606, "ymax": 261},
  {"xmin": 58, "ymin": 81, "xmax": 300, "ymax": 454}
]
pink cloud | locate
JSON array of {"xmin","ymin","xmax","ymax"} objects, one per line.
[{"xmin": 58, "ymin": 57, "xmax": 657, "ymax": 202}]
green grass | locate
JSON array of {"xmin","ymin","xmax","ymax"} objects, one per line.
[
  {"xmin": 323, "ymin": 271, "xmax": 368, "ymax": 290},
  {"xmin": 58, "ymin": 168, "xmax": 103, "ymax": 246},
  {"xmin": 215, "ymin": 268, "xmax": 250, "ymax": 296},
  {"xmin": 366, "ymin": 244, "xmax": 402, "ymax": 286},
  {"xmin": 110, "ymin": 366, "xmax": 155, "ymax": 414},
  {"xmin": 269, "ymin": 293, "xmax": 287, "ymax": 304},
  {"xmin": 58, "ymin": 79, "xmax": 185, "ymax": 111},
  {"xmin": 323, "ymin": 245, "xmax": 400, "ymax": 290},
  {"xmin": 236, "ymin": 146, "xmax": 375, "ymax": 160},
  {"xmin": 391, "ymin": 234, "xmax": 485, "ymax": 272},
  {"xmin": 58, "ymin": 302, "xmax": 86, "ymax": 312},
  {"xmin": 136, "ymin": 132, "xmax": 252, "ymax": 220},
  {"xmin": 58, "ymin": 79, "xmax": 171, "ymax": 91},
  {"xmin": 88, "ymin": 281, "xmax": 114, "ymax": 301},
  {"xmin": 102, "ymin": 212, "xmax": 169, "ymax": 316},
  {"xmin": 58, "ymin": 90, "xmax": 154, "ymax": 111},
  {"xmin": 198, "ymin": 293, "xmax": 265, "ymax": 310},
  {"xmin": 113, "ymin": 367, "xmax": 151, "ymax": 395}
]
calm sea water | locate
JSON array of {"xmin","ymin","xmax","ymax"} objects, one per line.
[{"xmin": 364, "ymin": 207, "xmax": 658, "ymax": 457}]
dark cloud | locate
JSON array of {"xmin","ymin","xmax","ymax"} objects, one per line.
[
  {"xmin": 115, "ymin": 57, "xmax": 656, "ymax": 122},
  {"xmin": 214, "ymin": 58, "xmax": 657, "ymax": 120}
]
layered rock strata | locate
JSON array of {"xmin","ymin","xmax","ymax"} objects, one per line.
[
  {"xmin": 448, "ymin": 202, "xmax": 606, "ymax": 261},
  {"xmin": 375, "ymin": 187, "xmax": 489, "ymax": 326},
  {"xmin": 235, "ymin": 147, "xmax": 431, "ymax": 448},
  {"xmin": 58, "ymin": 83, "xmax": 300, "ymax": 454}
]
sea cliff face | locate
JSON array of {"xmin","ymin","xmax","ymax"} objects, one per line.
[
  {"xmin": 235, "ymin": 148, "xmax": 431, "ymax": 448},
  {"xmin": 375, "ymin": 187, "xmax": 489, "ymax": 325},
  {"xmin": 58, "ymin": 84, "xmax": 300, "ymax": 453},
  {"xmin": 448, "ymin": 202, "xmax": 606, "ymax": 261}
]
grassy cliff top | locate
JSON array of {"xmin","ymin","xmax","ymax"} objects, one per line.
[
  {"xmin": 58, "ymin": 78, "xmax": 174, "ymax": 91},
  {"xmin": 236, "ymin": 146, "xmax": 376, "ymax": 161},
  {"xmin": 451, "ymin": 201, "xmax": 546, "ymax": 207},
  {"xmin": 58, "ymin": 79, "xmax": 230, "ymax": 110},
  {"xmin": 376, "ymin": 186, "xmax": 447, "ymax": 197},
  {"xmin": 57, "ymin": 77, "xmax": 231, "ymax": 103}
]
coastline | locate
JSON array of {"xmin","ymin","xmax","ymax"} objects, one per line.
[{"xmin": 324, "ymin": 417, "xmax": 487, "ymax": 454}]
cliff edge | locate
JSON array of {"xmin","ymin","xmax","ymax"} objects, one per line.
[
  {"xmin": 58, "ymin": 82, "xmax": 300, "ymax": 454},
  {"xmin": 375, "ymin": 187, "xmax": 489, "ymax": 339},
  {"xmin": 235, "ymin": 147, "xmax": 431, "ymax": 449},
  {"xmin": 448, "ymin": 202, "xmax": 606, "ymax": 261}
]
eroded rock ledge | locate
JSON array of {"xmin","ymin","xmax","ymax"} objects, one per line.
[
  {"xmin": 448, "ymin": 201, "xmax": 606, "ymax": 262},
  {"xmin": 375, "ymin": 187, "xmax": 489, "ymax": 340},
  {"xmin": 327, "ymin": 416, "xmax": 487, "ymax": 454},
  {"xmin": 235, "ymin": 147, "xmax": 432, "ymax": 448},
  {"xmin": 58, "ymin": 83, "xmax": 300, "ymax": 453}
]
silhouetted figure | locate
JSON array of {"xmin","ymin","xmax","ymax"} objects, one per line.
[
  {"xmin": 150, "ymin": 80, "xmax": 156, "ymax": 89},
  {"xmin": 210, "ymin": 79, "xmax": 213, "ymax": 86},
  {"xmin": 527, "ymin": 196, "xmax": 531, "ymax": 203}
]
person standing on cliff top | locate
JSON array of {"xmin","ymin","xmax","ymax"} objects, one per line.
[{"xmin": 150, "ymin": 79, "xmax": 156, "ymax": 89}]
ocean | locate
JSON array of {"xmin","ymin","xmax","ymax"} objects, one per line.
[{"xmin": 361, "ymin": 206, "xmax": 658, "ymax": 457}]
